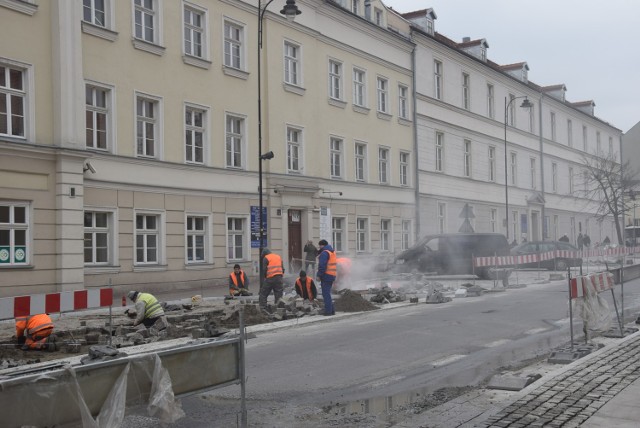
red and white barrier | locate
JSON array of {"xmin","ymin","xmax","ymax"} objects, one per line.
[
  {"xmin": 0, "ymin": 288, "xmax": 113, "ymax": 320},
  {"xmin": 473, "ymin": 246, "xmax": 640, "ymax": 268},
  {"xmin": 569, "ymin": 272, "xmax": 614, "ymax": 299}
]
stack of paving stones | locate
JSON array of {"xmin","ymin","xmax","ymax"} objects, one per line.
[
  {"xmin": 484, "ymin": 335, "xmax": 640, "ymax": 427},
  {"xmin": 369, "ymin": 284, "xmax": 407, "ymax": 304}
]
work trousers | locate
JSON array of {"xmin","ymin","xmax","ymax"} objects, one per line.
[
  {"xmin": 259, "ymin": 275, "xmax": 284, "ymax": 309},
  {"xmin": 320, "ymin": 278, "xmax": 335, "ymax": 315}
]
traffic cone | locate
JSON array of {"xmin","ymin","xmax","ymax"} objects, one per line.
[{"xmin": 121, "ymin": 295, "xmax": 126, "ymax": 306}]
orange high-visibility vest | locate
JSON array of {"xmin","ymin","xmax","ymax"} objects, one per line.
[
  {"xmin": 229, "ymin": 270, "xmax": 247, "ymax": 295},
  {"xmin": 264, "ymin": 253, "xmax": 284, "ymax": 278},
  {"xmin": 295, "ymin": 277, "xmax": 314, "ymax": 300},
  {"xmin": 322, "ymin": 249, "xmax": 337, "ymax": 276},
  {"xmin": 15, "ymin": 314, "xmax": 54, "ymax": 339}
]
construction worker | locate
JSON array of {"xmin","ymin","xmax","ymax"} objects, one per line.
[
  {"xmin": 229, "ymin": 264, "xmax": 252, "ymax": 296},
  {"xmin": 260, "ymin": 248, "xmax": 284, "ymax": 311},
  {"xmin": 336, "ymin": 256, "xmax": 352, "ymax": 289},
  {"xmin": 317, "ymin": 239, "xmax": 337, "ymax": 316},
  {"xmin": 294, "ymin": 270, "xmax": 317, "ymax": 302},
  {"xmin": 127, "ymin": 291, "xmax": 166, "ymax": 329},
  {"xmin": 15, "ymin": 313, "xmax": 56, "ymax": 351}
]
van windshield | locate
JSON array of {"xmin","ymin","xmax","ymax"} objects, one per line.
[{"xmin": 425, "ymin": 238, "xmax": 439, "ymax": 252}]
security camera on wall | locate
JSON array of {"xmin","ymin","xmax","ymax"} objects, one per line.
[{"xmin": 84, "ymin": 162, "xmax": 97, "ymax": 174}]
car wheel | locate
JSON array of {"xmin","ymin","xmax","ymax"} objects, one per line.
[{"xmin": 555, "ymin": 259, "xmax": 568, "ymax": 271}]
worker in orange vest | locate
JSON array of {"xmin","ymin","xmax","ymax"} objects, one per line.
[
  {"xmin": 15, "ymin": 313, "xmax": 57, "ymax": 351},
  {"xmin": 229, "ymin": 264, "xmax": 252, "ymax": 296},
  {"xmin": 294, "ymin": 270, "xmax": 317, "ymax": 302},
  {"xmin": 317, "ymin": 239, "xmax": 337, "ymax": 316},
  {"xmin": 336, "ymin": 257, "xmax": 352, "ymax": 289},
  {"xmin": 260, "ymin": 248, "xmax": 285, "ymax": 311}
]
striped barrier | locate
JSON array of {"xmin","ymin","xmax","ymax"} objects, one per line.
[
  {"xmin": 569, "ymin": 272, "xmax": 614, "ymax": 299},
  {"xmin": 474, "ymin": 246, "xmax": 640, "ymax": 268},
  {"xmin": 0, "ymin": 288, "xmax": 113, "ymax": 320}
]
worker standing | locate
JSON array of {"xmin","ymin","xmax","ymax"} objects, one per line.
[
  {"xmin": 229, "ymin": 264, "xmax": 252, "ymax": 296},
  {"xmin": 15, "ymin": 313, "xmax": 56, "ymax": 351},
  {"xmin": 294, "ymin": 270, "xmax": 317, "ymax": 302},
  {"xmin": 260, "ymin": 248, "xmax": 284, "ymax": 311},
  {"xmin": 317, "ymin": 239, "xmax": 337, "ymax": 316},
  {"xmin": 127, "ymin": 291, "xmax": 167, "ymax": 329}
]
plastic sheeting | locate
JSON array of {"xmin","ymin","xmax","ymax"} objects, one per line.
[{"xmin": 572, "ymin": 280, "xmax": 612, "ymax": 332}]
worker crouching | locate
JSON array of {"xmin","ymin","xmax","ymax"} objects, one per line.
[
  {"xmin": 295, "ymin": 270, "xmax": 317, "ymax": 302},
  {"xmin": 15, "ymin": 313, "xmax": 57, "ymax": 351},
  {"xmin": 127, "ymin": 291, "xmax": 168, "ymax": 330}
]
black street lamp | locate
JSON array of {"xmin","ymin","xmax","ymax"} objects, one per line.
[{"xmin": 504, "ymin": 96, "xmax": 532, "ymax": 241}]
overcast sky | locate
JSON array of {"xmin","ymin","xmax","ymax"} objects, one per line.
[{"xmin": 382, "ymin": 0, "xmax": 639, "ymax": 133}]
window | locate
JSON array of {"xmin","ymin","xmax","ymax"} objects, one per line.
[
  {"xmin": 134, "ymin": 0, "xmax": 159, "ymax": 44},
  {"xmin": 378, "ymin": 147, "xmax": 389, "ymax": 184},
  {"xmin": 356, "ymin": 217, "xmax": 369, "ymax": 252},
  {"xmin": 332, "ymin": 217, "xmax": 345, "ymax": 252},
  {"xmin": 530, "ymin": 158, "xmax": 536, "ymax": 189},
  {"xmin": 508, "ymin": 94, "xmax": 515, "ymax": 127},
  {"xmin": 552, "ymin": 162, "xmax": 558, "ymax": 193},
  {"xmin": 596, "ymin": 131, "xmax": 601, "ymax": 154},
  {"xmin": 608, "ymin": 136, "xmax": 613, "ymax": 156},
  {"xmin": 329, "ymin": 60, "xmax": 342, "ymax": 100},
  {"xmin": 463, "ymin": 139, "xmax": 472, "ymax": 177},
  {"xmin": 84, "ymin": 211, "xmax": 112, "ymax": 265},
  {"xmin": 284, "ymin": 41, "xmax": 300, "ymax": 85},
  {"xmin": 83, "ymin": 0, "xmax": 107, "ymax": 27},
  {"xmin": 380, "ymin": 219, "xmax": 391, "ymax": 252},
  {"xmin": 487, "ymin": 84, "xmax": 494, "ymax": 118},
  {"xmin": 226, "ymin": 114, "xmax": 244, "ymax": 168},
  {"xmin": 136, "ymin": 95, "xmax": 159, "ymax": 158},
  {"xmin": 488, "ymin": 146, "xmax": 496, "ymax": 182},
  {"xmin": 550, "ymin": 112, "xmax": 556, "ymax": 141},
  {"xmin": 399, "ymin": 151, "xmax": 409, "ymax": 186},
  {"xmin": 462, "ymin": 73, "xmax": 470, "ymax": 110},
  {"xmin": 135, "ymin": 213, "xmax": 160, "ymax": 264},
  {"xmin": 401, "ymin": 220, "xmax": 411, "ymax": 250},
  {"xmin": 510, "ymin": 152, "xmax": 517, "ymax": 185},
  {"xmin": 186, "ymin": 215, "xmax": 207, "ymax": 263},
  {"xmin": 355, "ymin": 142, "xmax": 367, "ymax": 182},
  {"xmin": 568, "ymin": 167, "xmax": 574, "ymax": 194},
  {"xmin": 184, "ymin": 4, "xmax": 205, "ymax": 58},
  {"xmin": 85, "ymin": 84, "xmax": 109, "ymax": 150},
  {"xmin": 0, "ymin": 203, "xmax": 29, "ymax": 265},
  {"xmin": 227, "ymin": 217, "xmax": 246, "ymax": 261},
  {"xmin": 490, "ymin": 208, "xmax": 497, "ymax": 233},
  {"xmin": 353, "ymin": 68, "xmax": 366, "ymax": 107},
  {"xmin": 0, "ymin": 64, "xmax": 25, "ymax": 138},
  {"xmin": 435, "ymin": 132, "xmax": 444, "ymax": 172},
  {"xmin": 567, "ymin": 119, "xmax": 573, "ymax": 147},
  {"xmin": 434, "ymin": 60, "xmax": 443, "ymax": 100},
  {"xmin": 511, "ymin": 210, "xmax": 518, "ymax": 240},
  {"xmin": 330, "ymin": 137, "xmax": 343, "ymax": 179},
  {"xmin": 582, "ymin": 125, "xmax": 588, "ymax": 151},
  {"xmin": 224, "ymin": 21, "xmax": 243, "ymax": 69},
  {"xmin": 185, "ymin": 105, "xmax": 205, "ymax": 164},
  {"xmin": 287, "ymin": 126, "xmax": 302, "ymax": 173},
  {"xmin": 480, "ymin": 45, "xmax": 486, "ymax": 61},
  {"xmin": 377, "ymin": 77, "xmax": 388, "ymax": 113},
  {"xmin": 398, "ymin": 84, "xmax": 409, "ymax": 118},
  {"xmin": 351, "ymin": 0, "xmax": 359, "ymax": 14},
  {"xmin": 437, "ymin": 202, "xmax": 446, "ymax": 234},
  {"xmin": 374, "ymin": 8, "xmax": 382, "ymax": 25},
  {"xmin": 528, "ymin": 103, "xmax": 535, "ymax": 133}
]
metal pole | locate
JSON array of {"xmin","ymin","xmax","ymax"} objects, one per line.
[
  {"xmin": 108, "ymin": 278, "xmax": 113, "ymax": 347},
  {"xmin": 239, "ymin": 306, "xmax": 247, "ymax": 427},
  {"xmin": 568, "ymin": 271, "xmax": 574, "ymax": 351},
  {"xmin": 504, "ymin": 97, "xmax": 509, "ymax": 241}
]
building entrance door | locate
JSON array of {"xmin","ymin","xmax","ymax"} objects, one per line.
[
  {"xmin": 288, "ymin": 209, "xmax": 302, "ymax": 272},
  {"xmin": 531, "ymin": 211, "xmax": 540, "ymax": 241}
]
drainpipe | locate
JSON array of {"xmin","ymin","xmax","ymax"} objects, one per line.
[
  {"xmin": 538, "ymin": 93, "xmax": 546, "ymax": 240},
  {"xmin": 411, "ymin": 37, "xmax": 420, "ymax": 241}
]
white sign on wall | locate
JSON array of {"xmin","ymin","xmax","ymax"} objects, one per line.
[{"xmin": 319, "ymin": 207, "xmax": 331, "ymax": 241}]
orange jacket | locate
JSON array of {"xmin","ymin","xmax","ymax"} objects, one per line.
[
  {"xmin": 15, "ymin": 313, "xmax": 54, "ymax": 339},
  {"xmin": 295, "ymin": 276, "xmax": 317, "ymax": 300},
  {"xmin": 320, "ymin": 249, "xmax": 337, "ymax": 277},
  {"xmin": 229, "ymin": 270, "xmax": 248, "ymax": 294},
  {"xmin": 264, "ymin": 253, "xmax": 284, "ymax": 278}
]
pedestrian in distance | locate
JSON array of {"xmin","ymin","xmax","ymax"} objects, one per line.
[
  {"xmin": 229, "ymin": 264, "xmax": 252, "ymax": 296},
  {"xmin": 316, "ymin": 239, "xmax": 337, "ymax": 316},
  {"xmin": 294, "ymin": 270, "xmax": 317, "ymax": 302},
  {"xmin": 127, "ymin": 291, "xmax": 167, "ymax": 329},
  {"xmin": 260, "ymin": 248, "xmax": 285, "ymax": 311},
  {"xmin": 14, "ymin": 313, "xmax": 57, "ymax": 351},
  {"xmin": 303, "ymin": 240, "xmax": 318, "ymax": 273},
  {"xmin": 583, "ymin": 234, "xmax": 591, "ymax": 247},
  {"xmin": 577, "ymin": 233, "xmax": 584, "ymax": 251},
  {"xmin": 559, "ymin": 234, "xmax": 570, "ymax": 243}
]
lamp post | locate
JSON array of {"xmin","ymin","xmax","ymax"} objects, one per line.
[
  {"xmin": 504, "ymin": 96, "xmax": 532, "ymax": 241},
  {"xmin": 257, "ymin": 0, "xmax": 301, "ymax": 291}
]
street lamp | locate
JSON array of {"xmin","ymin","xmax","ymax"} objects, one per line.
[
  {"xmin": 257, "ymin": 0, "xmax": 301, "ymax": 290},
  {"xmin": 504, "ymin": 96, "xmax": 532, "ymax": 242}
]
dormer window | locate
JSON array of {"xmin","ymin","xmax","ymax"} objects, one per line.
[
  {"xmin": 426, "ymin": 18, "xmax": 434, "ymax": 35},
  {"xmin": 374, "ymin": 8, "xmax": 383, "ymax": 25},
  {"xmin": 522, "ymin": 68, "xmax": 528, "ymax": 82},
  {"xmin": 481, "ymin": 46, "xmax": 486, "ymax": 61}
]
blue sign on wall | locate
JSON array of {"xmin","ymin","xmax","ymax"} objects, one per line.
[{"xmin": 250, "ymin": 206, "xmax": 268, "ymax": 248}]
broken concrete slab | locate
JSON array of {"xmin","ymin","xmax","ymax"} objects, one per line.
[{"xmin": 487, "ymin": 374, "xmax": 541, "ymax": 391}]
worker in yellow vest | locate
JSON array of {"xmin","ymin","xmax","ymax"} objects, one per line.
[
  {"xmin": 127, "ymin": 291, "xmax": 167, "ymax": 329},
  {"xmin": 15, "ymin": 313, "xmax": 57, "ymax": 351},
  {"xmin": 229, "ymin": 264, "xmax": 252, "ymax": 296},
  {"xmin": 294, "ymin": 270, "xmax": 317, "ymax": 302},
  {"xmin": 260, "ymin": 248, "xmax": 285, "ymax": 311}
]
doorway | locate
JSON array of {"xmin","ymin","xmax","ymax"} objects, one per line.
[
  {"xmin": 531, "ymin": 211, "xmax": 539, "ymax": 241},
  {"xmin": 288, "ymin": 209, "xmax": 302, "ymax": 272}
]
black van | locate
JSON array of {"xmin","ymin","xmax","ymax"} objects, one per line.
[{"xmin": 393, "ymin": 233, "xmax": 511, "ymax": 279}]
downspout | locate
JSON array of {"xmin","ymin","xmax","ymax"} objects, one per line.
[
  {"xmin": 410, "ymin": 34, "xmax": 420, "ymax": 241},
  {"xmin": 538, "ymin": 93, "xmax": 546, "ymax": 240},
  {"xmin": 619, "ymin": 133, "xmax": 625, "ymax": 323}
]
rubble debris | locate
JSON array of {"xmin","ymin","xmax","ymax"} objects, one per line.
[
  {"xmin": 80, "ymin": 345, "xmax": 127, "ymax": 365},
  {"xmin": 460, "ymin": 283, "xmax": 486, "ymax": 297},
  {"xmin": 368, "ymin": 284, "xmax": 406, "ymax": 304},
  {"xmin": 426, "ymin": 289, "xmax": 452, "ymax": 304},
  {"xmin": 334, "ymin": 290, "xmax": 378, "ymax": 312}
]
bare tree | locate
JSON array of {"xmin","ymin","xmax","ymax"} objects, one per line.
[{"xmin": 577, "ymin": 151, "xmax": 638, "ymax": 244}]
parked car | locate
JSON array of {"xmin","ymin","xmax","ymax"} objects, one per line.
[
  {"xmin": 510, "ymin": 241, "xmax": 582, "ymax": 270},
  {"xmin": 393, "ymin": 233, "xmax": 511, "ymax": 279}
]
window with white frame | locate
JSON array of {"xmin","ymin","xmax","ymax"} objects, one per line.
[
  {"xmin": 399, "ymin": 151, "xmax": 409, "ymax": 186},
  {"xmin": 569, "ymin": 167, "xmax": 574, "ymax": 194},
  {"xmin": 508, "ymin": 94, "xmax": 515, "ymax": 127},
  {"xmin": 510, "ymin": 152, "xmax": 517, "ymax": 185},
  {"xmin": 223, "ymin": 20, "xmax": 243, "ymax": 70},
  {"xmin": 136, "ymin": 94, "xmax": 159, "ymax": 158},
  {"xmin": 462, "ymin": 72, "xmax": 470, "ymax": 110},
  {"xmin": 582, "ymin": 125, "xmax": 588, "ymax": 151},
  {"xmin": 0, "ymin": 203, "xmax": 29, "ymax": 265},
  {"xmin": 550, "ymin": 112, "xmax": 556, "ymax": 141},
  {"xmin": 567, "ymin": 119, "xmax": 573, "ymax": 147},
  {"xmin": 135, "ymin": 213, "xmax": 160, "ymax": 264},
  {"xmin": 284, "ymin": 41, "xmax": 300, "ymax": 85},
  {"xmin": 351, "ymin": 0, "xmax": 359, "ymax": 14},
  {"xmin": 434, "ymin": 60, "xmax": 443, "ymax": 100},
  {"xmin": 528, "ymin": 103, "xmax": 535, "ymax": 133},
  {"xmin": 225, "ymin": 114, "xmax": 244, "ymax": 168},
  {"xmin": 486, "ymin": 83, "xmax": 494, "ymax": 118},
  {"xmin": 490, "ymin": 208, "xmax": 497, "ymax": 233},
  {"xmin": 184, "ymin": 4, "xmax": 205, "ymax": 58},
  {"xmin": 552, "ymin": 162, "xmax": 558, "ymax": 193},
  {"xmin": 437, "ymin": 202, "xmax": 446, "ymax": 234},
  {"xmin": 227, "ymin": 217, "xmax": 246, "ymax": 261},
  {"xmin": 328, "ymin": 60, "xmax": 342, "ymax": 100},
  {"xmin": 330, "ymin": 137, "xmax": 343, "ymax": 179},
  {"xmin": 134, "ymin": 0, "xmax": 159, "ymax": 44},
  {"xmin": 0, "ymin": 64, "xmax": 26, "ymax": 138},
  {"xmin": 435, "ymin": 132, "xmax": 444, "ymax": 172},
  {"xmin": 332, "ymin": 217, "xmax": 345, "ymax": 252},
  {"xmin": 374, "ymin": 8, "xmax": 382, "ymax": 25},
  {"xmin": 186, "ymin": 215, "xmax": 207, "ymax": 263},
  {"xmin": 378, "ymin": 147, "xmax": 389, "ymax": 184},
  {"xmin": 287, "ymin": 126, "xmax": 302, "ymax": 173},
  {"xmin": 356, "ymin": 217, "xmax": 369, "ymax": 252},
  {"xmin": 377, "ymin": 77, "xmax": 388, "ymax": 113},
  {"xmin": 401, "ymin": 220, "xmax": 411, "ymax": 250},
  {"xmin": 398, "ymin": 84, "xmax": 408, "ymax": 118},
  {"xmin": 463, "ymin": 139, "xmax": 472, "ymax": 177},
  {"xmin": 85, "ymin": 84, "xmax": 109, "ymax": 150},
  {"xmin": 353, "ymin": 68, "xmax": 366, "ymax": 107},
  {"xmin": 596, "ymin": 131, "xmax": 601, "ymax": 154},
  {"xmin": 83, "ymin": 0, "xmax": 109, "ymax": 27},
  {"xmin": 425, "ymin": 17, "xmax": 434, "ymax": 34},
  {"xmin": 488, "ymin": 146, "xmax": 496, "ymax": 182},
  {"xmin": 185, "ymin": 105, "xmax": 205, "ymax": 164},
  {"xmin": 84, "ymin": 211, "xmax": 111, "ymax": 265},
  {"xmin": 380, "ymin": 219, "xmax": 391, "ymax": 252},
  {"xmin": 608, "ymin": 136, "xmax": 613, "ymax": 156},
  {"xmin": 530, "ymin": 157, "xmax": 536, "ymax": 189},
  {"xmin": 355, "ymin": 142, "xmax": 367, "ymax": 182}
]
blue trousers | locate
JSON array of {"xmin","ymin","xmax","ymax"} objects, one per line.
[{"xmin": 320, "ymin": 278, "xmax": 335, "ymax": 314}]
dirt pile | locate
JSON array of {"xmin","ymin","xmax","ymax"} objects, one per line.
[{"xmin": 334, "ymin": 290, "xmax": 379, "ymax": 312}]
